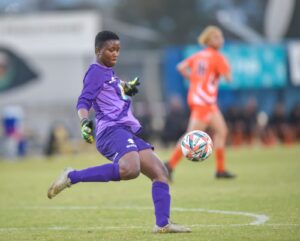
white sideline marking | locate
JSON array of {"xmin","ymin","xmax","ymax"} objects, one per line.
[
  {"xmin": 0, "ymin": 224, "xmax": 298, "ymax": 232},
  {"xmin": 0, "ymin": 205, "xmax": 271, "ymax": 232},
  {"xmin": 17, "ymin": 206, "xmax": 269, "ymax": 226},
  {"xmin": 172, "ymin": 207, "xmax": 269, "ymax": 226},
  {"xmin": 0, "ymin": 226, "xmax": 144, "ymax": 232}
]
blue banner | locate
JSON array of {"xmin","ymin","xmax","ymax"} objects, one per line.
[{"xmin": 184, "ymin": 44, "xmax": 288, "ymax": 89}]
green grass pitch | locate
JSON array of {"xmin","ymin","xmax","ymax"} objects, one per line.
[{"xmin": 0, "ymin": 145, "xmax": 299, "ymax": 241}]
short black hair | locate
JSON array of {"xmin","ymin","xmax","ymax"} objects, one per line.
[{"xmin": 95, "ymin": 31, "xmax": 119, "ymax": 49}]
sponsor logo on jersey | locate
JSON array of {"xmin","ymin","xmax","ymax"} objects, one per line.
[{"xmin": 126, "ymin": 138, "xmax": 137, "ymax": 148}]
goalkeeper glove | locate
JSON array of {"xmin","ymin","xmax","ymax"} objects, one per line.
[
  {"xmin": 124, "ymin": 77, "xmax": 140, "ymax": 96},
  {"xmin": 80, "ymin": 118, "xmax": 94, "ymax": 144}
]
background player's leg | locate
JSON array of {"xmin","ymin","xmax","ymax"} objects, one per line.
[
  {"xmin": 209, "ymin": 110, "xmax": 227, "ymax": 173},
  {"xmin": 139, "ymin": 149, "xmax": 168, "ymax": 183},
  {"xmin": 168, "ymin": 118, "xmax": 207, "ymax": 170},
  {"xmin": 209, "ymin": 110, "xmax": 235, "ymax": 178},
  {"xmin": 209, "ymin": 110, "xmax": 228, "ymax": 149},
  {"xmin": 69, "ymin": 151, "xmax": 140, "ymax": 184}
]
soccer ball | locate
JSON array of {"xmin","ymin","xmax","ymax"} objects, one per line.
[{"xmin": 181, "ymin": 130, "xmax": 213, "ymax": 162}]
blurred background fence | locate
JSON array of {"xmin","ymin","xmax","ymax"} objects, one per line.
[{"xmin": 0, "ymin": 0, "xmax": 299, "ymax": 159}]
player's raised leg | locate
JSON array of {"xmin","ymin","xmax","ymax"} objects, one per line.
[
  {"xmin": 47, "ymin": 167, "xmax": 74, "ymax": 199},
  {"xmin": 139, "ymin": 149, "xmax": 191, "ymax": 233},
  {"xmin": 47, "ymin": 151, "xmax": 140, "ymax": 199},
  {"xmin": 209, "ymin": 109, "xmax": 235, "ymax": 178}
]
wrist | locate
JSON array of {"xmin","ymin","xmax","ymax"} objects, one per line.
[{"xmin": 80, "ymin": 118, "xmax": 89, "ymax": 126}]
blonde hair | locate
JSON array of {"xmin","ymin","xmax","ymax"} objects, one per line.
[{"xmin": 198, "ymin": 25, "xmax": 222, "ymax": 46}]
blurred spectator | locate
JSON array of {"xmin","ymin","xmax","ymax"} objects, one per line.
[
  {"xmin": 161, "ymin": 96, "xmax": 188, "ymax": 146},
  {"xmin": 134, "ymin": 102, "xmax": 153, "ymax": 142},
  {"xmin": 260, "ymin": 125, "xmax": 278, "ymax": 146},
  {"xmin": 1, "ymin": 106, "xmax": 26, "ymax": 159},
  {"xmin": 241, "ymin": 98, "xmax": 258, "ymax": 145},
  {"xmin": 225, "ymin": 101, "xmax": 300, "ymax": 146},
  {"xmin": 225, "ymin": 105, "xmax": 244, "ymax": 146},
  {"xmin": 269, "ymin": 103, "xmax": 294, "ymax": 144},
  {"xmin": 288, "ymin": 104, "xmax": 300, "ymax": 141},
  {"xmin": 257, "ymin": 111, "xmax": 277, "ymax": 146},
  {"xmin": 45, "ymin": 122, "xmax": 72, "ymax": 156}
]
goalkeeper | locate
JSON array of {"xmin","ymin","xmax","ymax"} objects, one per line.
[{"xmin": 47, "ymin": 31, "xmax": 190, "ymax": 233}]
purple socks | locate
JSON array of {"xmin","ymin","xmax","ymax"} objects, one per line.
[
  {"xmin": 68, "ymin": 163, "xmax": 120, "ymax": 184},
  {"xmin": 68, "ymin": 166, "xmax": 170, "ymax": 227},
  {"xmin": 152, "ymin": 181, "xmax": 170, "ymax": 227}
]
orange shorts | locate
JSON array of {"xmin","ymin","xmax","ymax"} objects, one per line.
[{"xmin": 190, "ymin": 104, "xmax": 219, "ymax": 123}]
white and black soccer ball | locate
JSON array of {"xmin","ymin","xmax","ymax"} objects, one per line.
[{"xmin": 181, "ymin": 130, "xmax": 213, "ymax": 162}]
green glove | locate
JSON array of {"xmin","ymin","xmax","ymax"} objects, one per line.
[
  {"xmin": 80, "ymin": 118, "xmax": 94, "ymax": 144},
  {"xmin": 124, "ymin": 77, "xmax": 140, "ymax": 96}
]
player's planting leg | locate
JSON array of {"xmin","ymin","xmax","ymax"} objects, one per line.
[
  {"xmin": 139, "ymin": 149, "xmax": 191, "ymax": 233},
  {"xmin": 151, "ymin": 182, "xmax": 190, "ymax": 233},
  {"xmin": 152, "ymin": 181, "xmax": 170, "ymax": 227}
]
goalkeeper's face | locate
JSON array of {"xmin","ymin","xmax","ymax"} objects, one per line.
[{"xmin": 96, "ymin": 40, "xmax": 120, "ymax": 67}]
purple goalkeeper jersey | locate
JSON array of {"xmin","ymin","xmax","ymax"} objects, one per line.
[{"xmin": 77, "ymin": 63, "xmax": 141, "ymax": 137}]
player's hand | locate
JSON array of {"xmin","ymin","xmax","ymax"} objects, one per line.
[
  {"xmin": 80, "ymin": 118, "xmax": 94, "ymax": 144},
  {"xmin": 124, "ymin": 77, "xmax": 140, "ymax": 96}
]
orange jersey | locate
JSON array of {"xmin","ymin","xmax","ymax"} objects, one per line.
[{"xmin": 183, "ymin": 47, "xmax": 230, "ymax": 107}]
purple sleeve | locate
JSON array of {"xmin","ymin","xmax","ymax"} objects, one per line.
[{"xmin": 77, "ymin": 66, "xmax": 105, "ymax": 111}]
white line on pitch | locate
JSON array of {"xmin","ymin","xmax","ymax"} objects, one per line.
[
  {"xmin": 0, "ymin": 224, "xmax": 298, "ymax": 232},
  {"xmin": 14, "ymin": 206, "xmax": 269, "ymax": 225},
  {"xmin": 6, "ymin": 205, "xmax": 269, "ymax": 226}
]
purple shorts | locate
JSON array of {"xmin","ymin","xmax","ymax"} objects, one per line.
[{"xmin": 96, "ymin": 125, "xmax": 153, "ymax": 163}]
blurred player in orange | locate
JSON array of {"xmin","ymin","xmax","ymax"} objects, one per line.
[{"xmin": 165, "ymin": 26, "xmax": 236, "ymax": 180}]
